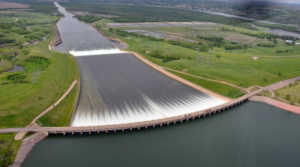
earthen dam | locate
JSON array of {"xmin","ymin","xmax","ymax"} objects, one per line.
[{"xmin": 54, "ymin": 2, "xmax": 227, "ymax": 127}]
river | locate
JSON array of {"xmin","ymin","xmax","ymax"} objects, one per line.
[
  {"xmin": 19, "ymin": 3, "xmax": 300, "ymax": 166},
  {"xmin": 21, "ymin": 101, "xmax": 300, "ymax": 167}
]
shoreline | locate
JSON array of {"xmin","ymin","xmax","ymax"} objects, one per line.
[
  {"xmin": 9, "ymin": 132, "xmax": 48, "ymax": 167},
  {"xmin": 49, "ymin": 19, "xmax": 62, "ymax": 50},
  {"xmin": 250, "ymin": 96, "xmax": 300, "ymax": 114}
]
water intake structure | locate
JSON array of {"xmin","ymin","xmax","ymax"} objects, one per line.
[{"xmin": 54, "ymin": 2, "xmax": 226, "ymax": 127}]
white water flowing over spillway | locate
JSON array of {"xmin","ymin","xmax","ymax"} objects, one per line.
[{"xmin": 54, "ymin": 2, "xmax": 226, "ymax": 127}]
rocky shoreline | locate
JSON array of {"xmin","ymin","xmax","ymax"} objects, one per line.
[
  {"xmin": 50, "ymin": 19, "xmax": 62, "ymax": 50},
  {"xmin": 250, "ymin": 96, "xmax": 300, "ymax": 114},
  {"xmin": 9, "ymin": 133, "xmax": 48, "ymax": 167}
]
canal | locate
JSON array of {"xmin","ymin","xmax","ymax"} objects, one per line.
[{"xmin": 22, "ymin": 101, "xmax": 300, "ymax": 167}]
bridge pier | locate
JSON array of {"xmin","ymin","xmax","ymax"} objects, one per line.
[
  {"xmin": 198, "ymin": 115, "xmax": 201, "ymax": 118},
  {"xmin": 153, "ymin": 124, "xmax": 155, "ymax": 128},
  {"xmin": 138, "ymin": 126, "xmax": 140, "ymax": 130},
  {"xmin": 114, "ymin": 129, "xmax": 116, "ymax": 133},
  {"xmin": 55, "ymin": 131, "xmax": 57, "ymax": 135},
  {"xmin": 180, "ymin": 119, "xmax": 183, "ymax": 123},
  {"xmin": 106, "ymin": 129, "xmax": 108, "ymax": 133},
  {"xmin": 80, "ymin": 130, "xmax": 83, "ymax": 135},
  {"xmin": 174, "ymin": 120, "xmax": 176, "ymax": 124},
  {"xmin": 63, "ymin": 131, "xmax": 65, "ymax": 135},
  {"xmin": 89, "ymin": 130, "xmax": 91, "ymax": 134},
  {"xmin": 193, "ymin": 117, "xmax": 195, "ymax": 120},
  {"xmin": 145, "ymin": 125, "xmax": 148, "ymax": 129},
  {"xmin": 130, "ymin": 127, "xmax": 132, "ymax": 131},
  {"xmin": 186, "ymin": 118, "xmax": 189, "ymax": 121},
  {"xmin": 122, "ymin": 128, "xmax": 124, "ymax": 132},
  {"xmin": 97, "ymin": 130, "xmax": 99, "ymax": 134},
  {"xmin": 167, "ymin": 122, "xmax": 169, "ymax": 125},
  {"xmin": 72, "ymin": 131, "xmax": 74, "ymax": 135}
]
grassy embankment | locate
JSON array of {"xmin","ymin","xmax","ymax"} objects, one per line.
[
  {"xmin": 0, "ymin": 133, "xmax": 21, "ymax": 166},
  {"xmin": 0, "ymin": 3, "xmax": 79, "ymax": 166}
]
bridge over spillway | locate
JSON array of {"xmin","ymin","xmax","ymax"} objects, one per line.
[
  {"xmin": 0, "ymin": 89, "xmax": 257, "ymax": 135},
  {"xmin": 2, "ymin": 73, "xmax": 300, "ymax": 135}
]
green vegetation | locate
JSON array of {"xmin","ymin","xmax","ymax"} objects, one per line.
[
  {"xmin": 76, "ymin": 15, "xmax": 102, "ymax": 23},
  {"xmin": 275, "ymin": 81, "xmax": 300, "ymax": 105},
  {"xmin": 0, "ymin": 3, "xmax": 78, "ymax": 129},
  {"xmin": 60, "ymin": 2, "xmax": 258, "ymax": 30},
  {"xmin": 0, "ymin": 133, "xmax": 21, "ymax": 167},
  {"xmin": 258, "ymin": 90, "xmax": 272, "ymax": 98},
  {"xmin": 39, "ymin": 75, "xmax": 79, "ymax": 127},
  {"xmin": 167, "ymin": 70, "xmax": 244, "ymax": 99}
]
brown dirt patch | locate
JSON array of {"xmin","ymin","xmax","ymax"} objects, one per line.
[
  {"xmin": 145, "ymin": 50, "xmax": 151, "ymax": 54},
  {"xmin": 0, "ymin": 2, "xmax": 29, "ymax": 9}
]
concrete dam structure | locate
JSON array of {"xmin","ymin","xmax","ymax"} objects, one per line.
[{"xmin": 54, "ymin": 2, "xmax": 226, "ymax": 127}]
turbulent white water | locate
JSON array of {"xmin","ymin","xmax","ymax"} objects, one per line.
[
  {"xmin": 72, "ymin": 93, "xmax": 225, "ymax": 127},
  {"xmin": 69, "ymin": 49, "xmax": 122, "ymax": 56}
]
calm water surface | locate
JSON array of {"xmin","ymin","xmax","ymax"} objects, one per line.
[{"xmin": 22, "ymin": 102, "xmax": 300, "ymax": 167}]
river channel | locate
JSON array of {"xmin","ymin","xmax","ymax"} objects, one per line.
[
  {"xmin": 54, "ymin": 2, "xmax": 226, "ymax": 127},
  {"xmin": 22, "ymin": 101, "xmax": 300, "ymax": 167},
  {"xmin": 20, "ymin": 3, "xmax": 300, "ymax": 166}
]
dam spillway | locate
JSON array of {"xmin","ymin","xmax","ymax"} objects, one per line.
[{"xmin": 54, "ymin": 2, "xmax": 226, "ymax": 127}]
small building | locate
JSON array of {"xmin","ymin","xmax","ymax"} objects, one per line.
[
  {"xmin": 286, "ymin": 40, "xmax": 294, "ymax": 44},
  {"xmin": 295, "ymin": 43, "xmax": 300, "ymax": 46}
]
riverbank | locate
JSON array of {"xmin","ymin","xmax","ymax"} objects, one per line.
[
  {"xmin": 9, "ymin": 133, "xmax": 48, "ymax": 167},
  {"xmin": 250, "ymin": 96, "xmax": 300, "ymax": 115},
  {"xmin": 50, "ymin": 19, "xmax": 62, "ymax": 50}
]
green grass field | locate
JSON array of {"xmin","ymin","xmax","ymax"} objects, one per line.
[
  {"xmin": 167, "ymin": 70, "xmax": 244, "ymax": 99},
  {"xmin": 275, "ymin": 81, "xmax": 300, "ymax": 104},
  {"xmin": 0, "ymin": 133, "xmax": 22, "ymax": 166}
]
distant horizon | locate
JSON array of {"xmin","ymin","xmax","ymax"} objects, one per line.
[{"xmin": 223, "ymin": 0, "xmax": 300, "ymax": 5}]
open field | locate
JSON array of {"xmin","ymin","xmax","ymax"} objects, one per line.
[
  {"xmin": 167, "ymin": 70, "xmax": 244, "ymax": 99},
  {"xmin": 275, "ymin": 81, "xmax": 300, "ymax": 104},
  {"xmin": 0, "ymin": 2, "xmax": 29, "ymax": 9}
]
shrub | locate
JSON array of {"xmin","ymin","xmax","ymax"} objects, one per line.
[
  {"xmin": 216, "ymin": 54, "xmax": 221, "ymax": 58},
  {"xmin": 257, "ymin": 43, "xmax": 275, "ymax": 47},
  {"xmin": 286, "ymin": 94, "xmax": 291, "ymax": 100}
]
